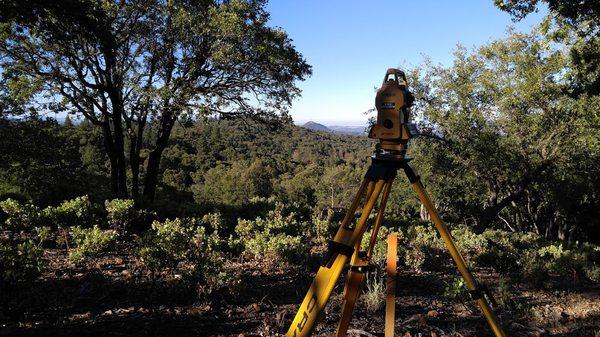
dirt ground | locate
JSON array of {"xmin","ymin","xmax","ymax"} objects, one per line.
[{"xmin": 1, "ymin": 246, "xmax": 599, "ymax": 337}]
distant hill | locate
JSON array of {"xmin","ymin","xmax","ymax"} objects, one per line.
[
  {"xmin": 300, "ymin": 121, "xmax": 366, "ymax": 135},
  {"xmin": 302, "ymin": 121, "xmax": 331, "ymax": 132},
  {"xmin": 328, "ymin": 125, "xmax": 366, "ymax": 135}
]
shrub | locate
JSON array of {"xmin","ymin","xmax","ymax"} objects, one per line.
[
  {"xmin": 402, "ymin": 225, "xmax": 442, "ymax": 271},
  {"xmin": 530, "ymin": 243, "xmax": 591, "ymax": 282},
  {"xmin": 235, "ymin": 203, "xmax": 309, "ymax": 262},
  {"xmin": 443, "ymin": 277, "xmax": 467, "ymax": 300},
  {"xmin": 44, "ymin": 195, "xmax": 96, "ymax": 228},
  {"xmin": 68, "ymin": 225, "xmax": 116, "ymax": 262},
  {"xmin": 404, "ymin": 245, "xmax": 426, "ymax": 272},
  {"xmin": 0, "ymin": 198, "xmax": 42, "ymax": 229},
  {"xmin": 105, "ymin": 198, "xmax": 136, "ymax": 230},
  {"xmin": 0, "ymin": 226, "xmax": 49, "ymax": 282},
  {"xmin": 136, "ymin": 217, "xmax": 223, "ymax": 286},
  {"xmin": 515, "ymin": 241, "xmax": 599, "ymax": 286},
  {"xmin": 585, "ymin": 264, "xmax": 600, "ymax": 282},
  {"xmin": 361, "ymin": 225, "xmax": 395, "ymax": 266},
  {"xmin": 451, "ymin": 225, "xmax": 489, "ymax": 260}
]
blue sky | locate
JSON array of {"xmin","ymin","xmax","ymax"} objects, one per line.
[{"xmin": 266, "ymin": 0, "xmax": 546, "ymax": 126}]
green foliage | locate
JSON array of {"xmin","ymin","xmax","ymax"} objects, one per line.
[
  {"xmin": 193, "ymin": 160, "xmax": 275, "ymax": 208},
  {"xmin": 68, "ymin": 225, "xmax": 116, "ymax": 262},
  {"xmin": 409, "ymin": 26, "xmax": 600, "ymax": 241},
  {"xmin": 136, "ymin": 217, "xmax": 224, "ymax": 285},
  {"xmin": 0, "ymin": 118, "xmax": 91, "ymax": 205},
  {"xmin": 443, "ymin": 277, "xmax": 467, "ymax": 300},
  {"xmin": 0, "ymin": 0, "xmax": 311, "ymax": 202},
  {"xmin": 0, "ymin": 198, "xmax": 41, "ymax": 229},
  {"xmin": 585, "ymin": 264, "xmax": 600, "ymax": 282},
  {"xmin": 0, "ymin": 226, "xmax": 49, "ymax": 282},
  {"xmin": 402, "ymin": 224, "xmax": 442, "ymax": 272},
  {"xmin": 235, "ymin": 203, "xmax": 309, "ymax": 262},
  {"xmin": 360, "ymin": 225, "xmax": 395, "ymax": 266},
  {"xmin": 105, "ymin": 199, "xmax": 136, "ymax": 230},
  {"xmin": 44, "ymin": 195, "xmax": 96, "ymax": 228},
  {"xmin": 314, "ymin": 164, "xmax": 364, "ymax": 211}
]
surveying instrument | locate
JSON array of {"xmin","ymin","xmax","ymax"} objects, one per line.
[{"xmin": 285, "ymin": 69, "xmax": 507, "ymax": 337}]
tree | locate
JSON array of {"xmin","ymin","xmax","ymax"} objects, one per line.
[
  {"xmin": 494, "ymin": 0, "xmax": 600, "ymax": 95},
  {"xmin": 494, "ymin": 0, "xmax": 599, "ymax": 25},
  {"xmin": 0, "ymin": 118, "xmax": 87, "ymax": 205},
  {"xmin": 409, "ymin": 29, "xmax": 599, "ymax": 241},
  {"xmin": 0, "ymin": 0, "xmax": 311, "ymax": 205}
]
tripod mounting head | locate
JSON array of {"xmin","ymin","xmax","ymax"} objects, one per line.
[{"xmin": 368, "ymin": 68, "xmax": 416, "ymax": 155}]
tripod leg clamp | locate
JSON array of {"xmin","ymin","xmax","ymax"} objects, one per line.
[
  {"xmin": 468, "ymin": 282, "xmax": 498, "ymax": 307},
  {"xmin": 321, "ymin": 240, "xmax": 354, "ymax": 267}
]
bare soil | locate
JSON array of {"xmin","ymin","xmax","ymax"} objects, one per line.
[{"xmin": 1, "ymin": 245, "xmax": 599, "ymax": 337}]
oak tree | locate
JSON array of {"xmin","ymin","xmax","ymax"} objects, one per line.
[{"xmin": 0, "ymin": 0, "xmax": 311, "ymax": 204}]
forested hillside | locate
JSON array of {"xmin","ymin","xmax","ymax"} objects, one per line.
[{"xmin": 1, "ymin": 116, "xmax": 599, "ymax": 336}]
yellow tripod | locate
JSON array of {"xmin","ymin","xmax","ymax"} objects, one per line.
[{"xmin": 284, "ymin": 155, "xmax": 507, "ymax": 337}]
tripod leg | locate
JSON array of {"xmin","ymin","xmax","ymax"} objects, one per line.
[
  {"xmin": 403, "ymin": 164, "xmax": 507, "ymax": 337},
  {"xmin": 285, "ymin": 179, "xmax": 386, "ymax": 337},
  {"xmin": 367, "ymin": 179, "xmax": 394, "ymax": 259},
  {"xmin": 335, "ymin": 238, "xmax": 367, "ymax": 337},
  {"xmin": 335, "ymin": 178, "xmax": 395, "ymax": 336},
  {"xmin": 385, "ymin": 233, "xmax": 398, "ymax": 337}
]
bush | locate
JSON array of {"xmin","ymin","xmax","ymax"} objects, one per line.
[
  {"xmin": 360, "ymin": 225, "xmax": 395, "ymax": 266},
  {"xmin": 0, "ymin": 198, "xmax": 42, "ymax": 229},
  {"xmin": 0, "ymin": 226, "xmax": 49, "ymax": 282},
  {"xmin": 585, "ymin": 264, "xmax": 600, "ymax": 282},
  {"xmin": 443, "ymin": 277, "xmax": 467, "ymax": 300},
  {"xmin": 68, "ymin": 225, "xmax": 116, "ymax": 262},
  {"xmin": 105, "ymin": 198, "xmax": 136, "ymax": 230},
  {"xmin": 136, "ymin": 217, "xmax": 224, "ymax": 286},
  {"xmin": 235, "ymin": 203, "xmax": 309, "ymax": 263},
  {"xmin": 402, "ymin": 224, "xmax": 443, "ymax": 271},
  {"xmin": 44, "ymin": 195, "xmax": 96, "ymax": 228},
  {"xmin": 451, "ymin": 225, "xmax": 489, "ymax": 261}
]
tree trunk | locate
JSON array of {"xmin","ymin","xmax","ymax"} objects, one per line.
[
  {"xmin": 108, "ymin": 92, "xmax": 128, "ymax": 198},
  {"xmin": 128, "ymin": 117, "xmax": 146, "ymax": 207},
  {"xmin": 130, "ymin": 137, "xmax": 140, "ymax": 205},
  {"xmin": 101, "ymin": 120, "xmax": 121, "ymax": 197},
  {"xmin": 142, "ymin": 114, "xmax": 176, "ymax": 204}
]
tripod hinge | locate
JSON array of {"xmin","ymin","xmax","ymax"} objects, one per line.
[
  {"xmin": 468, "ymin": 282, "xmax": 498, "ymax": 307},
  {"xmin": 321, "ymin": 240, "xmax": 355, "ymax": 267}
]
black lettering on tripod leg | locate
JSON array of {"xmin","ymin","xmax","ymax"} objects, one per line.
[
  {"xmin": 297, "ymin": 312, "xmax": 308, "ymax": 330},
  {"xmin": 295, "ymin": 293, "xmax": 318, "ymax": 334},
  {"xmin": 307, "ymin": 294, "xmax": 317, "ymax": 313}
]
